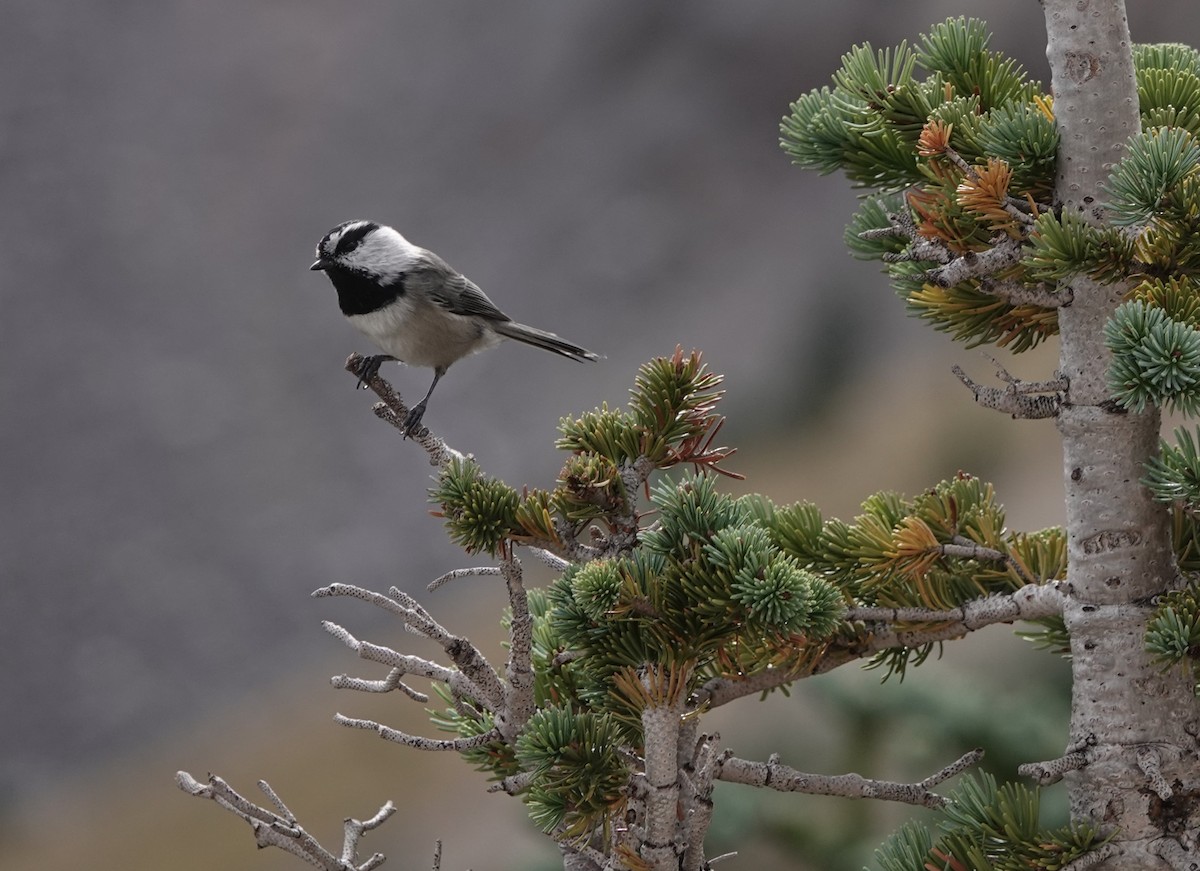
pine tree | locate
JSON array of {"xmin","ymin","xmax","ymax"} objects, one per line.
[{"xmin": 179, "ymin": 2, "xmax": 1200, "ymax": 868}]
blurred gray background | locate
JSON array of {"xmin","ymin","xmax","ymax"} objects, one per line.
[{"xmin": 4, "ymin": 3, "xmax": 1198, "ymax": 869}]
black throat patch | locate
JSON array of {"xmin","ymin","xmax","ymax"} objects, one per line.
[{"xmin": 325, "ymin": 267, "xmax": 406, "ymax": 316}]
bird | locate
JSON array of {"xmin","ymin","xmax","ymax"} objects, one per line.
[{"xmin": 310, "ymin": 220, "xmax": 600, "ymax": 436}]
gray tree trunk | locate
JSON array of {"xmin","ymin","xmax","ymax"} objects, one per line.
[{"xmin": 1044, "ymin": 1, "xmax": 1200, "ymax": 865}]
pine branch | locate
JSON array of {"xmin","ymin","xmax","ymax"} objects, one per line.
[
  {"xmin": 846, "ymin": 580, "xmax": 1066, "ymax": 629},
  {"xmin": 872, "ymin": 207, "xmax": 955, "ymax": 265},
  {"xmin": 952, "ymin": 363, "xmax": 1064, "ymax": 418},
  {"xmin": 1017, "ymin": 734, "xmax": 1095, "ymax": 785},
  {"xmin": 699, "ymin": 582, "xmax": 1067, "ymax": 709},
  {"xmin": 923, "ymin": 236, "xmax": 1028, "ymax": 286},
  {"xmin": 500, "ymin": 556, "xmax": 536, "ymax": 736},
  {"xmin": 335, "ymin": 714, "xmax": 502, "ymax": 752},
  {"xmin": 715, "ymin": 747, "xmax": 983, "ymax": 809},
  {"xmin": 977, "ymin": 276, "xmax": 1071, "ymax": 308}
]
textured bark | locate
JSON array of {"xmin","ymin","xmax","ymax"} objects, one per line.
[{"xmin": 1043, "ymin": 1, "xmax": 1200, "ymax": 865}]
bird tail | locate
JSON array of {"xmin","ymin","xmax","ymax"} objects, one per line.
[{"xmin": 493, "ymin": 321, "xmax": 601, "ymax": 362}]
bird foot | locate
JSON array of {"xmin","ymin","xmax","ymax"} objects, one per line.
[
  {"xmin": 401, "ymin": 402, "xmax": 428, "ymax": 439},
  {"xmin": 354, "ymin": 354, "xmax": 396, "ymax": 389}
]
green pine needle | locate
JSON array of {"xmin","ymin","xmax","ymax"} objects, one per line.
[
  {"xmin": 429, "ymin": 456, "xmax": 521, "ymax": 555},
  {"xmin": 556, "ymin": 453, "xmax": 628, "ymax": 523},
  {"xmin": 1105, "ymin": 127, "xmax": 1200, "ymax": 227},
  {"xmin": 780, "ymin": 86, "xmax": 858, "ymax": 176},
  {"xmin": 1145, "ymin": 584, "xmax": 1200, "ymax": 675},
  {"xmin": 833, "ymin": 41, "xmax": 918, "ymax": 109},
  {"xmin": 1145, "ymin": 427, "xmax": 1200, "ymax": 510},
  {"xmin": 515, "ymin": 706, "xmax": 628, "ymax": 837},
  {"xmin": 1023, "ymin": 211, "xmax": 1095, "ymax": 281},
  {"xmin": 916, "ymin": 17, "xmax": 1037, "ymax": 109},
  {"xmin": 846, "ymin": 195, "xmax": 910, "ymax": 261},
  {"xmin": 1106, "ymin": 300, "xmax": 1200, "ymax": 414},
  {"xmin": 1137, "ymin": 68, "xmax": 1200, "ymax": 127},
  {"xmin": 1134, "ymin": 42, "xmax": 1200, "ymax": 78},
  {"xmin": 871, "ymin": 773, "xmax": 1102, "ymax": 871},
  {"xmin": 556, "ymin": 403, "xmax": 641, "ymax": 464},
  {"xmin": 976, "ymin": 101, "xmax": 1058, "ymax": 197},
  {"xmin": 1023, "ymin": 211, "xmax": 1137, "ymax": 284},
  {"xmin": 873, "ymin": 821, "xmax": 935, "ymax": 871},
  {"xmin": 1134, "ymin": 45, "xmax": 1200, "ymax": 135}
]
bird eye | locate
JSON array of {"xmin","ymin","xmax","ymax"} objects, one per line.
[{"xmin": 333, "ymin": 221, "xmax": 378, "ymax": 257}]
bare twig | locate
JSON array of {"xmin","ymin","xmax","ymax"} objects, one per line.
[
  {"xmin": 552, "ymin": 649, "xmax": 584, "ymax": 668},
  {"xmin": 923, "ymin": 238, "xmax": 1028, "ymax": 287},
  {"xmin": 388, "ymin": 583, "xmax": 506, "ymax": 715},
  {"xmin": 175, "ymin": 771, "xmax": 395, "ymax": 871},
  {"xmin": 335, "ymin": 713, "xmax": 501, "ymax": 752},
  {"xmin": 342, "ymin": 800, "xmax": 398, "ymax": 869},
  {"xmin": 1063, "ymin": 844, "xmax": 1120, "ymax": 870},
  {"xmin": 977, "ymin": 276, "xmax": 1070, "ymax": 308},
  {"xmin": 321, "ymin": 620, "xmax": 474, "ymax": 706},
  {"xmin": 428, "ymin": 566, "xmax": 502, "ymax": 592},
  {"xmin": 680, "ymin": 732, "xmax": 721, "ymax": 871},
  {"xmin": 553, "ymin": 836, "xmax": 609, "ymax": 870},
  {"xmin": 875, "ymin": 207, "xmax": 1052, "ymax": 305},
  {"xmin": 982, "ymin": 353, "xmax": 1069, "ymax": 394},
  {"xmin": 874, "ymin": 207, "xmax": 955, "ymax": 266},
  {"xmin": 1018, "ymin": 736, "xmax": 1093, "ymax": 785},
  {"xmin": 315, "ymin": 583, "xmax": 506, "ymax": 711},
  {"xmin": 488, "ymin": 771, "xmax": 535, "ymax": 795},
  {"xmin": 937, "ymin": 534, "xmax": 1036, "ymax": 585},
  {"xmin": 332, "ymin": 669, "xmax": 430, "ymax": 702},
  {"xmin": 716, "ymin": 747, "xmax": 982, "ymax": 809},
  {"xmin": 846, "ymin": 581, "xmax": 1067, "ymax": 630},
  {"xmin": 345, "ymin": 353, "xmax": 464, "ymax": 468},
  {"xmin": 552, "ymin": 517, "xmax": 603, "ymax": 563},
  {"xmin": 952, "ymin": 364, "xmax": 1063, "ymax": 419},
  {"xmin": 527, "ymin": 546, "xmax": 571, "ymax": 572}
]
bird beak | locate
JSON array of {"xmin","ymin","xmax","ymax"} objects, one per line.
[{"xmin": 309, "ymin": 258, "xmax": 328, "ymax": 271}]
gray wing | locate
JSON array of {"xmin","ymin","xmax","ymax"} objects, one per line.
[{"xmin": 409, "ymin": 251, "xmax": 511, "ymax": 322}]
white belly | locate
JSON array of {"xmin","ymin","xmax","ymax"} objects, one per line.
[{"xmin": 347, "ymin": 296, "xmax": 503, "ymax": 370}]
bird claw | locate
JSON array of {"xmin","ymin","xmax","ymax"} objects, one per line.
[
  {"xmin": 401, "ymin": 402, "xmax": 428, "ymax": 439},
  {"xmin": 354, "ymin": 355, "xmax": 395, "ymax": 389}
]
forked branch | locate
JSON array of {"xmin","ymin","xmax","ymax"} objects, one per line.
[{"xmin": 175, "ymin": 771, "xmax": 395, "ymax": 871}]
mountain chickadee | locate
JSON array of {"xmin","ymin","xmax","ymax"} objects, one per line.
[{"xmin": 310, "ymin": 220, "xmax": 600, "ymax": 435}]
